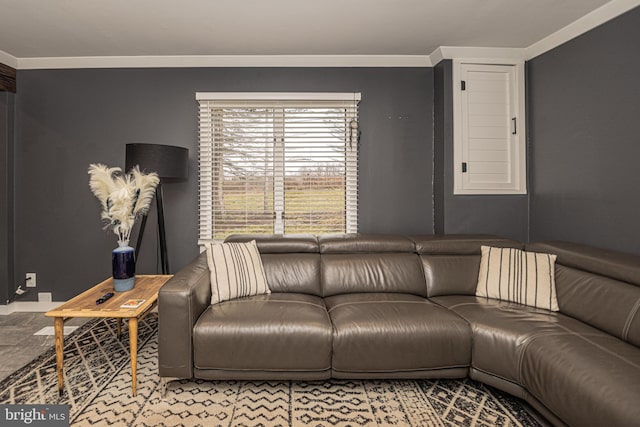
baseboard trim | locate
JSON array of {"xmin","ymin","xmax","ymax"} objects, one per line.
[{"xmin": 0, "ymin": 301, "xmax": 64, "ymax": 315}]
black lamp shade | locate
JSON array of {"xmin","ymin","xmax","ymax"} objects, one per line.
[{"xmin": 125, "ymin": 143, "xmax": 189, "ymax": 182}]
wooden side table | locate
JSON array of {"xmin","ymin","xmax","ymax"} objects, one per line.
[{"xmin": 45, "ymin": 275, "xmax": 172, "ymax": 396}]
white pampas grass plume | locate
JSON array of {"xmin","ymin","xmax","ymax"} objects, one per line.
[
  {"xmin": 88, "ymin": 164, "xmax": 121, "ymax": 212},
  {"xmin": 129, "ymin": 166, "xmax": 160, "ymax": 216},
  {"xmin": 88, "ymin": 163, "xmax": 159, "ymax": 245}
]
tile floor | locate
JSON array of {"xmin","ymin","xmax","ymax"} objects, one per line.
[{"xmin": 0, "ymin": 312, "xmax": 87, "ymax": 382}]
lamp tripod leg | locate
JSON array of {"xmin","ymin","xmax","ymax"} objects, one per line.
[
  {"xmin": 156, "ymin": 184, "xmax": 169, "ymax": 274},
  {"xmin": 134, "ymin": 214, "xmax": 148, "ymax": 261},
  {"xmin": 133, "ymin": 185, "xmax": 170, "ymax": 275}
]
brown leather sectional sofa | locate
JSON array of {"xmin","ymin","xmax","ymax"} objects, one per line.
[{"xmin": 158, "ymin": 234, "xmax": 640, "ymax": 426}]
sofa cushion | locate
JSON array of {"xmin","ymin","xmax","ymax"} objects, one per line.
[
  {"xmin": 476, "ymin": 246, "xmax": 559, "ymax": 311},
  {"xmin": 193, "ymin": 293, "xmax": 332, "ymax": 374},
  {"xmin": 412, "ymin": 235, "xmax": 522, "ymax": 255},
  {"xmin": 225, "ymin": 235, "xmax": 322, "ymax": 296},
  {"xmin": 432, "ymin": 295, "xmax": 596, "ymax": 393},
  {"xmin": 325, "ymin": 293, "xmax": 471, "ymax": 378},
  {"xmin": 526, "ymin": 241, "xmax": 640, "ymax": 287},
  {"xmin": 319, "ymin": 234, "xmax": 415, "ymax": 253},
  {"xmin": 528, "ymin": 241, "xmax": 640, "ymax": 346},
  {"xmin": 261, "ymin": 253, "xmax": 322, "ymax": 295},
  {"xmin": 321, "ymin": 253, "xmax": 427, "ymax": 297},
  {"xmin": 555, "ymin": 265, "xmax": 640, "ymax": 346},
  {"xmin": 414, "ymin": 235, "xmax": 522, "ymax": 297},
  {"xmin": 420, "ymin": 255, "xmax": 481, "ymax": 297},
  {"xmin": 205, "ymin": 240, "xmax": 270, "ymax": 305},
  {"xmin": 521, "ymin": 328, "xmax": 640, "ymax": 427},
  {"xmin": 225, "ymin": 234, "xmax": 319, "ymax": 253}
]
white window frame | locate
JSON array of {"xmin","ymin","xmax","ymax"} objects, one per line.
[
  {"xmin": 452, "ymin": 59, "xmax": 527, "ymax": 195},
  {"xmin": 197, "ymin": 92, "xmax": 361, "ymax": 244}
]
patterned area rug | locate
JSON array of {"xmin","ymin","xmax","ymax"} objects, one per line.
[{"xmin": 0, "ymin": 316, "xmax": 541, "ymax": 426}]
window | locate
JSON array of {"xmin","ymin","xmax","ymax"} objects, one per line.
[
  {"xmin": 453, "ymin": 60, "xmax": 526, "ymax": 194},
  {"xmin": 197, "ymin": 92, "xmax": 360, "ymax": 243}
]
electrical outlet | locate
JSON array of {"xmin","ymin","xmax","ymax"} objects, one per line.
[
  {"xmin": 38, "ymin": 292, "xmax": 52, "ymax": 303},
  {"xmin": 26, "ymin": 273, "xmax": 37, "ymax": 288}
]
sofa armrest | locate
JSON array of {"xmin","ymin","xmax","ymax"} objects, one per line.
[{"xmin": 158, "ymin": 251, "xmax": 211, "ymax": 379}]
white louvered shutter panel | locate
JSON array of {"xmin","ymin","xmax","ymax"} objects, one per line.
[
  {"xmin": 454, "ymin": 62, "xmax": 526, "ymax": 195},
  {"xmin": 198, "ymin": 93, "xmax": 360, "ymax": 243}
]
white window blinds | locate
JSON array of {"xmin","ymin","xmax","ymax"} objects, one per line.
[{"xmin": 197, "ymin": 93, "xmax": 360, "ymax": 243}]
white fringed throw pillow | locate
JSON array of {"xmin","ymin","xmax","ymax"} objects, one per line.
[
  {"xmin": 205, "ymin": 240, "xmax": 270, "ymax": 305},
  {"xmin": 476, "ymin": 246, "xmax": 559, "ymax": 311}
]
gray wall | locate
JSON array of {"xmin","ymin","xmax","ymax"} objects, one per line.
[
  {"xmin": 433, "ymin": 60, "xmax": 529, "ymax": 242},
  {"xmin": 528, "ymin": 6, "xmax": 640, "ymax": 255},
  {"xmin": 1, "ymin": 92, "xmax": 14, "ymax": 304},
  {"xmin": 7, "ymin": 4, "xmax": 640, "ymax": 304},
  {"xmin": 432, "ymin": 62, "xmax": 447, "ymax": 235},
  {"xmin": 13, "ymin": 67, "xmax": 434, "ymax": 301}
]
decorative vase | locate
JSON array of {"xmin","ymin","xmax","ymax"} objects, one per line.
[{"xmin": 112, "ymin": 241, "xmax": 135, "ymax": 292}]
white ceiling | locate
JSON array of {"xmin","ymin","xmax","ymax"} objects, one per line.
[{"xmin": 0, "ymin": 0, "xmax": 637, "ymax": 68}]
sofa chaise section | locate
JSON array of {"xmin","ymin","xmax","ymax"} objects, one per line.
[
  {"xmin": 519, "ymin": 242, "xmax": 640, "ymax": 427},
  {"xmin": 522, "ymin": 326, "xmax": 639, "ymax": 427},
  {"xmin": 414, "ymin": 237, "xmax": 640, "ymax": 427}
]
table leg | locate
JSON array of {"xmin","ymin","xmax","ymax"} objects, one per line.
[
  {"xmin": 54, "ymin": 317, "xmax": 65, "ymax": 397},
  {"xmin": 129, "ymin": 317, "xmax": 138, "ymax": 396},
  {"xmin": 117, "ymin": 318, "xmax": 122, "ymax": 338}
]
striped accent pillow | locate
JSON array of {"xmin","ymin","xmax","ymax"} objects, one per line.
[
  {"xmin": 205, "ymin": 240, "xmax": 270, "ymax": 305},
  {"xmin": 476, "ymin": 246, "xmax": 559, "ymax": 311}
]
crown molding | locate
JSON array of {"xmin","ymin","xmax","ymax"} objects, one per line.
[
  {"xmin": 16, "ymin": 54, "xmax": 432, "ymax": 70},
  {"xmin": 17, "ymin": 48, "xmax": 530, "ymax": 70},
  {"xmin": 0, "ymin": 49, "xmax": 18, "ymax": 69},
  {"xmin": 429, "ymin": 48, "xmax": 445, "ymax": 66},
  {"xmin": 526, "ymin": 0, "xmax": 640, "ymax": 59},
  {"xmin": 430, "ymin": 46, "xmax": 526, "ymax": 65}
]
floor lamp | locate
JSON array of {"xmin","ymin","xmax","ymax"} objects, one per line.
[{"xmin": 125, "ymin": 143, "xmax": 188, "ymax": 274}]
